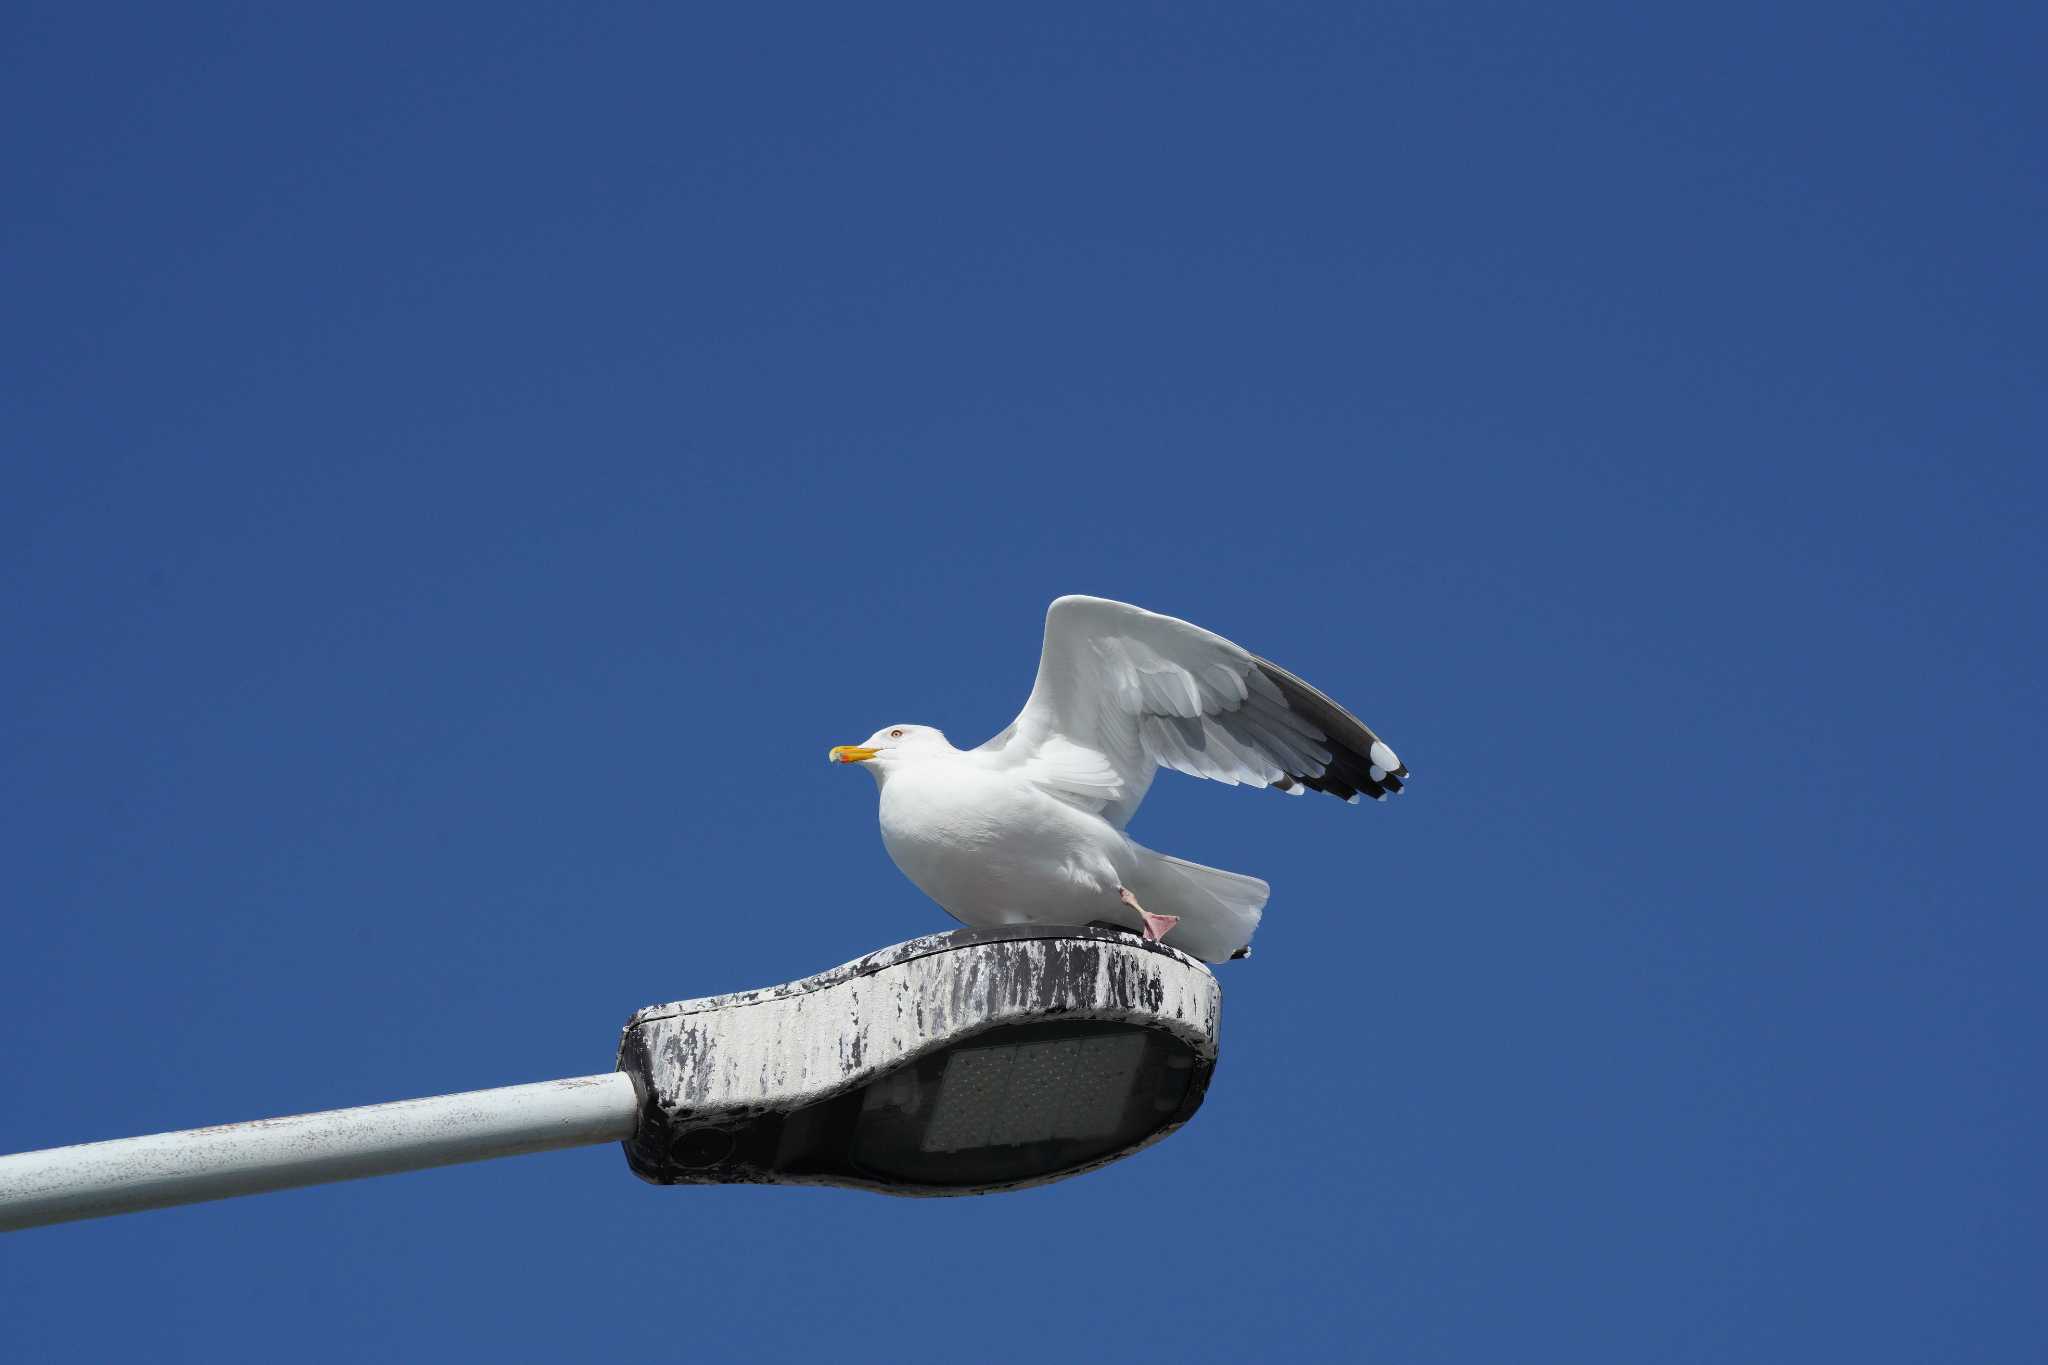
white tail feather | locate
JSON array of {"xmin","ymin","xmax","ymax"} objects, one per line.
[{"xmin": 1125, "ymin": 845, "xmax": 1268, "ymax": 963}]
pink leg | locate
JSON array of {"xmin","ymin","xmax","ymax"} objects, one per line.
[{"xmin": 1119, "ymin": 886, "xmax": 1180, "ymax": 944}]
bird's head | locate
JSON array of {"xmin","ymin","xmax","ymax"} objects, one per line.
[{"xmin": 828, "ymin": 724, "xmax": 953, "ymax": 779}]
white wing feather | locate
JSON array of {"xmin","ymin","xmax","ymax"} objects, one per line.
[{"xmin": 974, "ymin": 596, "xmax": 1399, "ymax": 828}]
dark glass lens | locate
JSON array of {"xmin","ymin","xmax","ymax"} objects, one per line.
[{"xmin": 840, "ymin": 1021, "xmax": 1196, "ymax": 1188}]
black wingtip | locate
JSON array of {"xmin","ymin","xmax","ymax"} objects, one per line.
[{"xmin": 1252, "ymin": 655, "xmax": 1410, "ymax": 805}]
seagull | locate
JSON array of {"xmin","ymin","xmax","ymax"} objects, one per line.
[{"xmin": 828, "ymin": 595, "xmax": 1409, "ymax": 963}]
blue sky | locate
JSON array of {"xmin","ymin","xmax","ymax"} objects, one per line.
[{"xmin": 3, "ymin": 3, "xmax": 2043, "ymax": 1360}]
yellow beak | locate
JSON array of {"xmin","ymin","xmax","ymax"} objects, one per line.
[{"xmin": 828, "ymin": 745, "xmax": 879, "ymax": 764}]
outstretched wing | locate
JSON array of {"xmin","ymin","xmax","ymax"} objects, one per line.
[{"xmin": 974, "ymin": 595, "xmax": 1409, "ymax": 828}]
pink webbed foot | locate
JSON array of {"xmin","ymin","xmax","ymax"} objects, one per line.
[{"xmin": 1119, "ymin": 887, "xmax": 1180, "ymax": 944}]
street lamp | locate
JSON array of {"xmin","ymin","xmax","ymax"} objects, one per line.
[{"xmin": 0, "ymin": 926, "xmax": 1220, "ymax": 1232}]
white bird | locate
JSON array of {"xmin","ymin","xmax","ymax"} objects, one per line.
[{"xmin": 828, "ymin": 595, "xmax": 1409, "ymax": 963}]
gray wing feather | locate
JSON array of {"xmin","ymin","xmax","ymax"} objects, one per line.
[{"xmin": 977, "ymin": 596, "xmax": 1410, "ymax": 826}]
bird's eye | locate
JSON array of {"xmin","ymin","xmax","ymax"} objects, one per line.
[{"xmin": 889, "ymin": 728, "xmax": 904, "ymax": 739}]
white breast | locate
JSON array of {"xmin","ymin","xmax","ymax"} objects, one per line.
[{"xmin": 875, "ymin": 759, "xmax": 1128, "ymax": 928}]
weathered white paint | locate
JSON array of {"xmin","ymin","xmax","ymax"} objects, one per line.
[
  {"xmin": 0, "ymin": 1073, "xmax": 640, "ymax": 1233},
  {"xmin": 619, "ymin": 924, "xmax": 1223, "ymax": 1194}
]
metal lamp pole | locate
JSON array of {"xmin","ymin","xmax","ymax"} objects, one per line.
[
  {"xmin": 0, "ymin": 1074, "xmax": 640, "ymax": 1232},
  {"xmin": 0, "ymin": 925, "xmax": 1223, "ymax": 1233}
]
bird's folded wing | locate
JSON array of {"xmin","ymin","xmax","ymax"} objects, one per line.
[{"xmin": 974, "ymin": 595, "xmax": 1408, "ymax": 828}]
